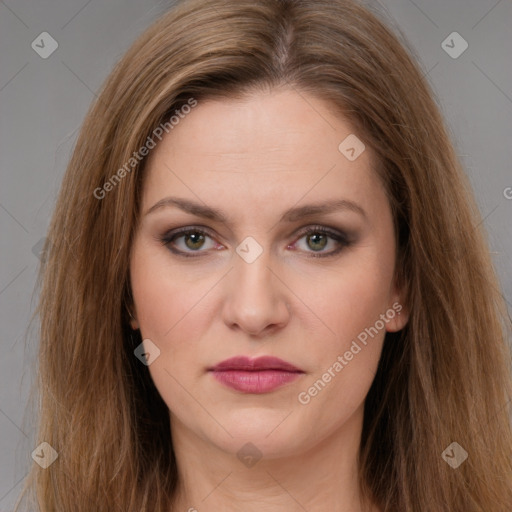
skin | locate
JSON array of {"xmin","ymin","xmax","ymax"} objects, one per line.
[{"xmin": 129, "ymin": 87, "xmax": 409, "ymax": 511}]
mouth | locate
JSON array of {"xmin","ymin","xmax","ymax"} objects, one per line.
[{"xmin": 208, "ymin": 356, "xmax": 304, "ymax": 394}]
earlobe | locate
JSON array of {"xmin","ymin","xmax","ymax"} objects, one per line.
[
  {"xmin": 126, "ymin": 305, "xmax": 140, "ymax": 330},
  {"xmin": 385, "ymin": 300, "xmax": 409, "ymax": 332},
  {"xmin": 385, "ymin": 282, "xmax": 409, "ymax": 332}
]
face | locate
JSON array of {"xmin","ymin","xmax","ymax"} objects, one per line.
[{"xmin": 128, "ymin": 88, "xmax": 408, "ymax": 459}]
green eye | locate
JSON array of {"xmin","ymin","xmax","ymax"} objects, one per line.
[
  {"xmin": 184, "ymin": 232, "xmax": 206, "ymax": 250},
  {"xmin": 306, "ymin": 233, "xmax": 328, "ymax": 251},
  {"xmin": 292, "ymin": 226, "xmax": 350, "ymax": 257},
  {"xmin": 160, "ymin": 228, "xmax": 217, "ymax": 255}
]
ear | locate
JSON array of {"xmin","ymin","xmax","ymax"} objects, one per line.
[{"xmin": 385, "ymin": 282, "xmax": 409, "ymax": 333}]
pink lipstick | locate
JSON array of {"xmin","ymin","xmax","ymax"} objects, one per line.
[{"xmin": 209, "ymin": 356, "xmax": 304, "ymax": 393}]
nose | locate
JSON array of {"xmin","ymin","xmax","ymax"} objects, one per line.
[{"xmin": 221, "ymin": 250, "xmax": 291, "ymax": 338}]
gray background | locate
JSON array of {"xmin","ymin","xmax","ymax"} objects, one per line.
[{"xmin": 1, "ymin": 0, "xmax": 511, "ymax": 508}]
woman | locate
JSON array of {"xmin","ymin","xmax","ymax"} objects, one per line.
[{"xmin": 18, "ymin": 0, "xmax": 512, "ymax": 510}]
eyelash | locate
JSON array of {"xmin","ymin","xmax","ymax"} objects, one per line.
[{"xmin": 157, "ymin": 225, "xmax": 351, "ymax": 259}]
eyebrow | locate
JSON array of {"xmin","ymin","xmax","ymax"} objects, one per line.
[{"xmin": 144, "ymin": 196, "xmax": 367, "ymax": 223}]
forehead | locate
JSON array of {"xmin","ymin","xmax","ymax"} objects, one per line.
[
  {"xmin": 141, "ymin": 89, "xmax": 383, "ymax": 220},
  {"xmin": 150, "ymin": 89, "xmax": 360, "ymax": 164}
]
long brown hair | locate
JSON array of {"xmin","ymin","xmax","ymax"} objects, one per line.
[{"xmin": 18, "ymin": 0, "xmax": 512, "ymax": 510}]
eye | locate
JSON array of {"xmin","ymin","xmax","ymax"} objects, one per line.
[
  {"xmin": 158, "ymin": 227, "xmax": 222, "ymax": 257},
  {"xmin": 289, "ymin": 226, "xmax": 350, "ymax": 258}
]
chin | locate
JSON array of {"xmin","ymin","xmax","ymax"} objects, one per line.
[{"xmin": 198, "ymin": 409, "xmax": 317, "ymax": 460}]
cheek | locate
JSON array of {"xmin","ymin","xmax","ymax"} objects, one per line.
[
  {"xmin": 130, "ymin": 242, "xmax": 209, "ymax": 341},
  {"xmin": 292, "ymin": 255, "xmax": 394, "ymax": 414},
  {"xmin": 129, "ymin": 246, "xmax": 211, "ymax": 416},
  {"xmin": 296, "ymin": 256, "xmax": 394, "ymax": 352}
]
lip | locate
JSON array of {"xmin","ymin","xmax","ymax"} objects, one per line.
[{"xmin": 208, "ymin": 356, "xmax": 304, "ymax": 394}]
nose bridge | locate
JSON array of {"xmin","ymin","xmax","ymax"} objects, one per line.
[
  {"xmin": 222, "ymin": 242, "xmax": 290, "ymax": 335},
  {"xmin": 232, "ymin": 242, "xmax": 277, "ymax": 307},
  {"xmin": 234, "ymin": 247, "xmax": 273, "ymax": 295}
]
